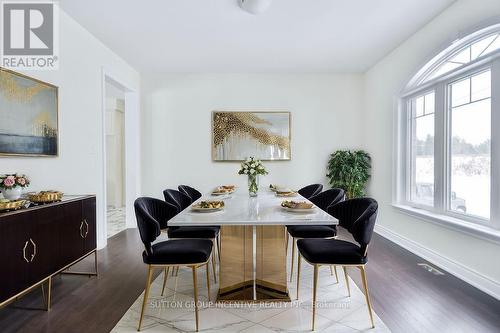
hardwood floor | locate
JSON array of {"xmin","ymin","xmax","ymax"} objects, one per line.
[
  {"xmin": 339, "ymin": 231, "xmax": 500, "ymax": 333},
  {"xmin": 1, "ymin": 228, "xmax": 499, "ymax": 333}
]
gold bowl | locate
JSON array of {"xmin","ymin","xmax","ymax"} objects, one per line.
[
  {"xmin": 0, "ymin": 199, "xmax": 27, "ymax": 212},
  {"xmin": 27, "ymin": 191, "xmax": 63, "ymax": 203}
]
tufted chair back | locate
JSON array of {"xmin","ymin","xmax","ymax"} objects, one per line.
[
  {"xmin": 178, "ymin": 185, "xmax": 202, "ymax": 203},
  {"xmin": 134, "ymin": 197, "xmax": 177, "ymax": 256},
  {"xmin": 163, "ymin": 189, "xmax": 192, "ymax": 213},
  {"xmin": 310, "ymin": 188, "xmax": 345, "ymax": 211},
  {"xmin": 298, "ymin": 184, "xmax": 323, "ymax": 199},
  {"xmin": 327, "ymin": 198, "xmax": 378, "ymax": 256}
]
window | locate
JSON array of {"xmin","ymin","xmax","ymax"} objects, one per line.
[
  {"xmin": 422, "ymin": 33, "xmax": 500, "ymax": 83},
  {"xmin": 398, "ymin": 23, "xmax": 500, "ymax": 230},
  {"xmin": 448, "ymin": 71, "xmax": 491, "ymax": 219},
  {"xmin": 409, "ymin": 92, "xmax": 435, "ymax": 206}
]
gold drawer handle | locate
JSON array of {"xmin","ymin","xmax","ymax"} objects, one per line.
[
  {"xmin": 23, "ymin": 240, "xmax": 30, "ymax": 263},
  {"xmin": 22, "ymin": 238, "xmax": 36, "ymax": 263},
  {"xmin": 79, "ymin": 220, "xmax": 85, "ymax": 238},
  {"xmin": 30, "ymin": 238, "xmax": 36, "ymax": 262},
  {"xmin": 84, "ymin": 219, "xmax": 89, "ymax": 238}
]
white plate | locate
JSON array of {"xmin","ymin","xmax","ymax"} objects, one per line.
[
  {"xmin": 191, "ymin": 206, "xmax": 224, "ymax": 213},
  {"xmin": 281, "ymin": 206, "xmax": 315, "ymax": 213}
]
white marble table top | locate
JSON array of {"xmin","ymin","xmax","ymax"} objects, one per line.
[{"xmin": 168, "ymin": 188, "xmax": 338, "ymax": 226}]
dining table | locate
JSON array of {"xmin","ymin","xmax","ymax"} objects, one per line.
[{"xmin": 168, "ymin": 187, "xmax": 338, "ymax": 302}]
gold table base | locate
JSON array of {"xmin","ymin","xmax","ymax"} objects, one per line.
[{"xmin": 217, "ymin": 225, "xmax": 291, "ymax": 302}]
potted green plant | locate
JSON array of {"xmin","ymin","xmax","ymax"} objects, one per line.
[
  {"xmin": 326, "ymin": 150, "xmax": 371, "ymax": 199},
  {"xmin": 0, "ymin": 174, "xmax": 30, "ymax": 200}
]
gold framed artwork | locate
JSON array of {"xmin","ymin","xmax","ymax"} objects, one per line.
[
  {"xmin": 0, "ymin": 68, "xmax": 59, "ymax": 156},
  {"xmin": 212, "ymin": 111, "xmax": 291, "ymax": 161}
]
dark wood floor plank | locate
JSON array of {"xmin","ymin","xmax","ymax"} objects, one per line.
[
  {"xmin": 338, "ymin": 231, "xmax": 500, "ymax": 333},
  {"xmin": 1, "ymin": 228, "xmax": 499, "ymax": 333}
]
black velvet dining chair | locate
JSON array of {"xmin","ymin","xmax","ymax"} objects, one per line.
[
  {"xmin": 163, "ymin": 188, "xmax": 221, "ymax": 282},
  {"xmin": 178, "ymin": 185, "xmax": 202, "ymax": 203},
  {"xmin": 286, "ymin": 188, "xmax": 345, "ymax": 282},
  {"xmin": 134, "ymin": 197, "xmax": 213, "ymax": 332},
  {"xmin": 297, "ymin": 184, "xmax": 323, "ymax": 199},
  {"xmin": 163, "ymin": 188, "xmax": 192, "ymax": 213},
  {"xmin": 296, "ymin": 197, "xmax": 378, "ymax": 330}
]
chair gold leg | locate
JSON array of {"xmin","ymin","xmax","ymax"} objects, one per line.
[
  {"xmin": 211, "ymin": 253, "xmax": 217, "ymax": 283},
  {"xmin": 138, "ymin": 265, "xmax": 153, "ymax": 331},
  {"xmin": 289, "ymin": 237, "xmax": 296, "ymax": 282},
  {"xmin": 334, "ymin": 266, "xmax": 339, "ymax": 283},
  {"xmin": 360, "ymin": 266, "xmax": 375, "ymax": 328},
  {"xmin": 192, "ymin": 266, "xmax": 199, "ymax": 332},
  {"xmin": 343, "ymin": 266, "xmax": 351, "ymax": 297},
  {"xmin": 330, "ymin": 265, "xmax": 334, "ymax": 276},
  {"xmin": 173, "ymin": 268, "xmax": 179, "ymax": 299},
  {"xmin": 312, "ymin": 265, "xmax": 319, "ymax": 331},
  {"xmin": 161, "ymin": 267, "xmax": 170, "ymax": 296},
  {"xmin": 296, "ymin": 254, "xmax": 302, "ymax": 300},
  {"xmin": 206, "ymin": 262, "xmax": 211, "ymax": 302},
  {"xmin": 285, "ymin": 231, "xmax": 289, "ymax": 250},
  {"xmin": 216, "ymin": 236, "xmax": 221, "ymax": 263}
]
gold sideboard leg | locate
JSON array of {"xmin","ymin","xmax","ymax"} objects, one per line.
[
  {"xmin": 94, "ymin": 250, "xmax": 99, "ymax": 276},
  {"xmin": 46, "ymin": 277, "xmax": 52, "ymax": 311},
  {"xmin": 40, "ymin": 276, "xmax": 53, "ymax": 311},
  {"xmin": 61, "ymin": 250, "xmax": 98, "ymax": 276},
  {"xmin": 41, "ymin": 282, "xmax": 47, "ymax": 308}
]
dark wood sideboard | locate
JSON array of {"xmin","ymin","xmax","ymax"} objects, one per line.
[{"xmin": 0, "ymin": 195, "xmax": 97, "ymax": 310}]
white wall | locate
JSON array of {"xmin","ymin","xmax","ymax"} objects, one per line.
[
  {"xmin": 141, "ymin": 74, "xmax": 364, "ymax": 197},
  {"xmin": 0, "ymin": 10, "xmax": 140, "ymax": 249},
  {"xmin": 364, "ymin": 0, "xmax": 500, "ymax": 298}
]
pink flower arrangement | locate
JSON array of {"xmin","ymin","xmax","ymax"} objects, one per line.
[{"xmin": 0, "ymin": 174, "xmax": 30, "ymax": 189}]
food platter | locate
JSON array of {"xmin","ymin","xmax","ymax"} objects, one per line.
[
  {"xmin": 191, "ymin": 200, "xmax": 225, "ymax": 212},
  {"xmin": 211, "ymin": 185, "xmax": 236, "ymax": 196},
  {"xmin": 275, "ymin": 190, "xmax": 297, "ymax": 197},
  {"xmin": 280, "ymin": 200, "xmax": 315, "ymax": 213}
]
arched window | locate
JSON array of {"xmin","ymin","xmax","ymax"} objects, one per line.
[{"xmin": 397, "ymin": 23, "xmax": 500, "ymax": 230}]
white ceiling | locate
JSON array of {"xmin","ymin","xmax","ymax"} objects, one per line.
[{"xmin": 60, "ymin": 0, "xmax": 456, "ymax": 74}]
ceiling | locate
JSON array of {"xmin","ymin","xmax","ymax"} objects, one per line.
[{"xmin": 60, "ymin": 0, "xmax": 456, "ymax": 74}]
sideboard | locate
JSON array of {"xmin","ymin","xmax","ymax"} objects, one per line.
[{"xmin": 0, "ymin": 195, "xmax": 97, "ymax": 310}]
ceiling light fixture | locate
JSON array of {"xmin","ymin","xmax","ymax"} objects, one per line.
[{"xmin": 239, "ymin": 0, "xmax": 272, "ymax": 15}]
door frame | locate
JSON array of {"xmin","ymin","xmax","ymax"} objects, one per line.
[{"xmin": 99, "ymin": 68, "xmax": 140, "ymax": 249}]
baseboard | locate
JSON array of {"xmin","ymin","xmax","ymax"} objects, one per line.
[{"xmin": 374, "ymin": 224, "xmax": 500, "ymax": 301}]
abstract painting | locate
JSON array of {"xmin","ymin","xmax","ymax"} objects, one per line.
[
  {"xmin": 0, "ymin": 68, "xmax": 58, "ymax": 156},
  {"xmin": 212, "ymin": 111, "xmax": 291, "ymax": 161}
]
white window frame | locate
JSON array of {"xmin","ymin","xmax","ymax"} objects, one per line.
[{"xmin": 395, "ymin": 24, "xmax": 500, "ymax": 236}]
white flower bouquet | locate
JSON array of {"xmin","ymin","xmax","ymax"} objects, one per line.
[{"xmin": 238, "ymin": 157, "xmax": 268, "ymax": 196}]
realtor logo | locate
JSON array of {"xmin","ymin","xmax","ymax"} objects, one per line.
[{"xmin": 1, "ymin": 1, "xmax": 59, "ymax": 70}]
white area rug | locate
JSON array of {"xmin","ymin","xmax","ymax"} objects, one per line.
[{"xmin": 112, "ymin": 257, "xmax": 391, "ymax": 333}]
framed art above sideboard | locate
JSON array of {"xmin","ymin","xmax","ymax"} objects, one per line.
[{"xmin": 0, "ymin": 68, "xmax": 59, "ymax": 157}]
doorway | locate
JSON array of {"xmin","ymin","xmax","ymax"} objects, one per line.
[{"xmin": 105, "ymin": 79, "xmax": 126, "ymax": 238}]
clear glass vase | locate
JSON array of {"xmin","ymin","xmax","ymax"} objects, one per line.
[{"xmin": 248, "ymin": 174, "xmax": 259, "ymax": 197}]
